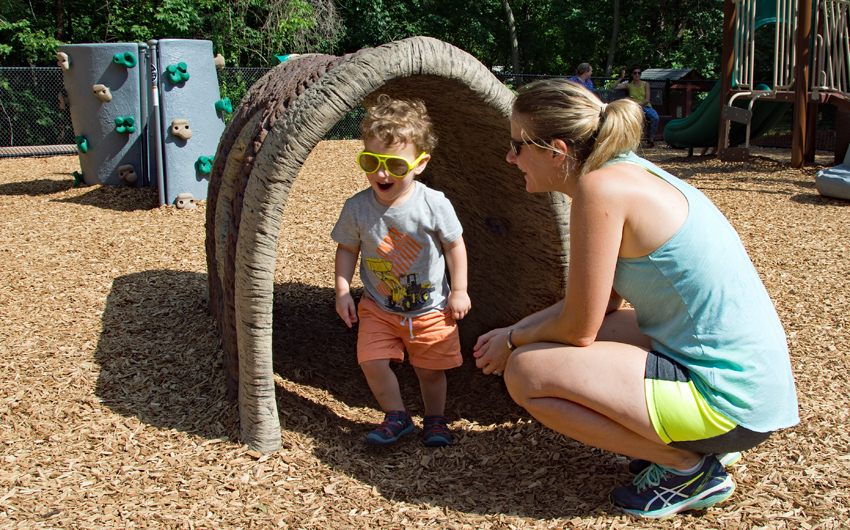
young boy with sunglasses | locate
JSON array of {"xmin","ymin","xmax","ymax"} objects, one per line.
[{"xmin": 331, "ymin": 94, "xmax": 471, "ymax": 447}]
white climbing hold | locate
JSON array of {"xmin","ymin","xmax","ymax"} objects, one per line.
[{"xmin": 176, "ymin": 192, "xmax": 196, "ymax": 209}]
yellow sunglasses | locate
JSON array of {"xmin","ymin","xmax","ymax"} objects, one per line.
[{"xmin": 357, "ymin": 151, "xmax": 428, "ymax": 178}]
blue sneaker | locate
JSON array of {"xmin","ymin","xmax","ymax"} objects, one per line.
[
  {"xmin": 610, "ymin": 454, "xmax": 735, "ymax": 519},
  {"xmin": 364, "ymin": 410, "xmax": 414, "ymax": 446},
  {"xmin": 422, "ymin": 415, "xmax": 452, "ymax": 447},
  {"xmin": 628, "ymin": 451, "xmax": 742, "ymax": 475}
]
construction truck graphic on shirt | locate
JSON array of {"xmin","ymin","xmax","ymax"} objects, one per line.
[{"xmin": 365, "ymin": 227, "xmax": 435, "ymax": 312}]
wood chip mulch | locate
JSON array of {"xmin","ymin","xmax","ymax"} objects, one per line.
[{"xmin": 0, "ymin": 141, "xmax": 847, "ymax": 529}]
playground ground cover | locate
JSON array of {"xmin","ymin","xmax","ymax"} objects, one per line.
[{"xmin": 0, "ymin": 141, "xmax": 847, "ymax": 529}]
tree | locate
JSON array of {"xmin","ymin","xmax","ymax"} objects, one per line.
[{"xmin": 501, "ymin": 0, "xmax": 520, "ymax": 74}]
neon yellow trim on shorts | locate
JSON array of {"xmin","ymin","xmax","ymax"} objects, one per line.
[{"xmin": 645, "ymin": 378, "xmax": 737, "ymax": 444}]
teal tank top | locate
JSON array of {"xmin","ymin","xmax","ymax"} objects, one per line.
[{"xmin": 608, "ymin": 152, "xmax": 799, "ymax": 432}]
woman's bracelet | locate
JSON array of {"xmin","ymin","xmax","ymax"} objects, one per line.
[{"xmin": 506, "ymin": 329, "xmax": 518, "ymax": 352}]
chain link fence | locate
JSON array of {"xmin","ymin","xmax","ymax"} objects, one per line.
[{"xmin": 0, "ymin": 67, "xmax": 837, "ymax": 158}]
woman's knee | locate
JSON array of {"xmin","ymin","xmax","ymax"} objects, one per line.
[{"xmin": 503, "ymin": 347, "xmax": 546, "ymax": 405}]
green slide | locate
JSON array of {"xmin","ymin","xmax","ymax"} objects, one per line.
[{"xmin": 663, "ymin": 82, "xmax": 792, "ymax": 149}]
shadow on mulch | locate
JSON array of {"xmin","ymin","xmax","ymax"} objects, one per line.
[
  {"xmin": 0, "ymin": 175, "xmax": 160, "ymax": 212},
  {"xmin": 55, "ymin": 184, "xmax": 160, "ymax": 212},
  {"xmin": 94, "ymin": 271, "xmax": 631, "ymax": 519},
  {"xmin": 791, "ymin": 193, "xmax": 850, "ymax": 206},
  {"xmin": 270, "ymin": 283, "xmax": 634, "ymax": 519},
  {"xmin": 271, "ymin": 282, "xmax": 522, "ymax": 426},
  {"xmin": 94, "ymin": 270, "xmax": 230, "ymax": 441},
  {"xmin": 0, "ymin": 178, "xmax": 75, "ymax": 196}
]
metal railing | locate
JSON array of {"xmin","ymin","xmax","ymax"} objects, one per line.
[{"xmin": 813, "ymin": 0, "xmax": 850, "ymax": 97}]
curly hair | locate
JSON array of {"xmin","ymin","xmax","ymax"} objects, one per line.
[{"xmin": 359, "ymin": 94, "xmax": 437, "ymax": 154}]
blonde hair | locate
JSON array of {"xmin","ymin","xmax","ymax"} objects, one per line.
[
  {"xmin": 360, "ymin": 94, "xmax": 437, "ymax": 153},
  {"xmin": 512, "ymin": 79, "xmax": 644, "ymax": 178}
]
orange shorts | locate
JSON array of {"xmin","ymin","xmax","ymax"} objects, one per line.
[{"xmin": 356, "ymin": 295, "xmax": 462, "ymax": 371}]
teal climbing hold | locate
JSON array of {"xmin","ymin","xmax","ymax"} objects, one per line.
[
  {"xmin": 73, "ymin": 171, "xmax": 84, "ymax": 186},
  {"xmin": 214, "ymin": 98, "xmax": 232, "ymax": 114},
  {"xmin": 113, "ymin": 52, "xmax": 137, "ymax": 68},
  {"xmin": 74, "ymin": 136, "xmax": 88, "ymax": 154},
  {"xmin": 165, "ymin": 62, "xmax": 190, "ymax": 84},
  {"xmin": 115, "ymin": 116, "xmax": 136, "ymax": 134},
  {"xmin": 196, "ymin": 156, "xmax": 215, "ymax": 174}
]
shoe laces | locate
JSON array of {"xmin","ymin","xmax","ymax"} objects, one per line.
[{"xmin": 633, "ymin": 462, "xmax": 672, "ymax": 493}]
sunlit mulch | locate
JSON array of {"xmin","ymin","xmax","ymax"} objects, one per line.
[{"xmin": 0, "ymin": 143, "xmax": 847, "ymax": 529}]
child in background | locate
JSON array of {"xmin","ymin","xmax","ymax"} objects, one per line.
[{"xmin": 332, "ymin": 94, "xmax": 471, "ymax": 447}]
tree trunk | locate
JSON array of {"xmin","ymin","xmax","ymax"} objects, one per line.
[
  {"xmin": 502, "ymin": 0, "xmax": 521, "ymax": 75},
  {"xmin": 605, "ymin": 0, "xmax": 620, "ymax": 77},
  {"xmin": 55, "ymin": 0, "xmax": 66, "ymax": 41}
]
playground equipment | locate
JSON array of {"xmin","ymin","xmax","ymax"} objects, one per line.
[
  {"xmin": 717, "ymin": 0, "xmax": 850, "ymax": 166},
  {"xmin": 205, "ymin": 37, "xmax": 571, "ymax": 453},
  {"xmin": 664, "ymin": 82, "xmax": 791, "ymax": 151},
  {"xmin": 57, "ymin": 39, "xmax": 226, "ymax": 205}
]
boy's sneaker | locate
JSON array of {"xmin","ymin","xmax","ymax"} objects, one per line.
[
  {"xmin": 610, "ymin": 454, "xmax": 735, "ymax": 519},
  {"xmin": 628, "ymin": 451, "xmax": 742, "ymax": 475},
  {"xmin": 422, "ymin": 415, "xmax": 452, "ymax": 447},
  {"xmin": 364, "ymin": 410, "xmax": 414, "ymax": 446}
]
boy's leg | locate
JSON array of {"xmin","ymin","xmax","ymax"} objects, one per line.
[
  {"xmin": 412, "ymin": 366, "xmax": 446, "ymax": 417},
  {"xmin": 360, "ymin": 359, "xmax": 405, "ymax": 412},
  {"xmin": 356, "ymin": 297, "xmax": 414, "ymax": 445}
]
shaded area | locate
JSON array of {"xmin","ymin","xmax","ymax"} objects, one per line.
[
  {"xmin": 0, "ymin": 178, "xmax": 75, "ymax": 196},
  {"xmin": 94, "ymin": 270, "xmax": 628, "ymax": 519},
  {"xmin": 55, "ymin": 185, "xmax": 159, "ymax": 212}
]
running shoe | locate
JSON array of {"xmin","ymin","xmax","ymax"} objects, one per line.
[
  {"xmin": 610, "ymin": 454, "xmax": 735, "ymax": 519},
  {"xmin": 364, "ymin": 409, "xmax": 414, "ymax": 446}
]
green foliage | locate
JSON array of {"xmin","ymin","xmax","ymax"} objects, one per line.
[
  {"xmin": 1, "ymin": 18, "xmax": 61, "ymax": 66},
  {"xmin": 0, "ymin": 0, "xmax": 728, "ymax": 77}
]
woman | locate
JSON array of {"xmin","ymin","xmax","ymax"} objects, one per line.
[
  {"xmin": 568, "ymin": 63, "xmax": 595, "ymax": 93},
  {"xmin": 614, "ymin": 66, "xmax": 658, "ymax": 147},
  {"xmin": 474, "ymin": 79, "xmax": 798, "ymax": 519}
]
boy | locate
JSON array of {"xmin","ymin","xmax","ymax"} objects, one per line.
[{"xmin": 331, "ymin": 94, "xmax": 471, "ymax": 447}]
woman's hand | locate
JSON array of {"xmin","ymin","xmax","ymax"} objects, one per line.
[{"xmin": 473, "ymin": 328, "xmax": 513, "ymax": 375}]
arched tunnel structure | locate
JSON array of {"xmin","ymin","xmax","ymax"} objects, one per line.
[{"xmin": 205, "ymin": 37, "xmax": 571, "ymax": 453}]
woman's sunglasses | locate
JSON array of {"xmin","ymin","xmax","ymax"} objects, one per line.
[
  {"xmin": 632, "ymin": 70, "xmax": 641, "ymax": 75},
  {"xmin": 357, "ymin": 151, "xmax": 428, "ymax": 178},
  {"xmin": 510, "ymin": 138, "xmax": 548, "ymax": 156}
]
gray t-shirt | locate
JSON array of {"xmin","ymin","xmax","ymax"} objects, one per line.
[{"xmin": 331, "ymin": 182, "xmax": 463, "ymax": 317}]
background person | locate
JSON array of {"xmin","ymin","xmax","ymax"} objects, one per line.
[
  {"xmin": 568, "ymin": 62, "xmax": 595, "ymax": 93},
  {"xmin": 473, "ymin": 79, "xmax": 798, "ymax": 519},
  {"xmin": 614, "ymin": 66, "xmax": 658, "ymax": 147}
]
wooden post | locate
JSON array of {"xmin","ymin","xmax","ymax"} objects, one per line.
[
  {"xmin": 791, "ymin": 0, "xmax": 812, "ymax": 168},
  {"xmin": 718, "ymin": 0, "xmax": 736, "ymax": 152}
]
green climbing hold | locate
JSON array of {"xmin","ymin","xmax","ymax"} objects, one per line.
[
  {"xmin": 196, "ymin": 156, "xmax": 214, "ymax": 174},
  {"xmin": 73, "ymin": 171, "xmax": 84, "ymax": 186},
  {"xmin": 214, "ymin": 98, "xmax": 232, "ymax": 114},
  {"xmin": 115, "ymin": 116, "xmax": 136, "ymax": 134},
  {"xmin": 113, "ymin": 52, "xmax": 137, "ymax": 68},
  {"xmin": 165, "ymin": 62, "xmax": 190, "ymax": 84},
  {"xmin": 74, "ymin": 136, "xmax": 88, "ymax": 154}
]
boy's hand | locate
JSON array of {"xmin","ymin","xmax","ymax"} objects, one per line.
[
  {"xmin": 444, "ymin": 290, "xmax": 471, "ymax": 320},
  {"xmin": 336, "ymin": 292, "xmax": 358, "ymax": 328}
]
